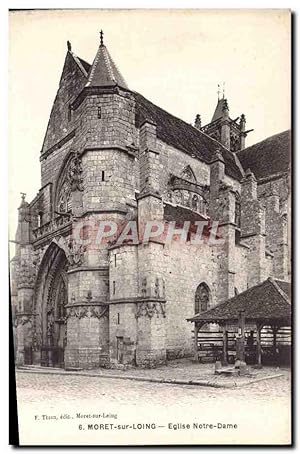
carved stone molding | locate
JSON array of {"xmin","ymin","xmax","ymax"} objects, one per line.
[
  {"xmin": 66, "ymin": 304, "xmax": 108, "ymax": 320},
  {"xmin": 55, "ymin": 236, "xmax": 86, "ymax": 269},
  {"xmin": 136, "ymin": 301, "xmax": 166, "ymax": 319},
  {"xmin": 68, "ymin": 152, "xmax": 84, "ymax": 192},
  {"xmin": 16, "ymin": 260, "xmax": 36, "ymax": 289},
  {"xmin": 16, "ymin": 314, "xmax": 33, "ymax": 327},
  {"xmin": 166, "ymin": 175, "xmax": 209, "ymax": 216}
]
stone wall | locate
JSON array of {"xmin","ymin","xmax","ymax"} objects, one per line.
[{"xmin": 13, "ymin": 45, "xmax": 290, "ymax": 370}]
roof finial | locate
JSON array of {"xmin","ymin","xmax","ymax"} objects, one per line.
[
  {"xmin": 20, "ymin": 192, "xmax": 26, "ymax": 202},
  {"xmin": 100, "ymin": 30, "xmax": 104, "ymax": 46},
  {"xmin": 217, "ymin": 84, "xmax": 220, "ymax": 101},
  {"xmin": 223, "ymin": 82, "xmax": 225, "ymax": 99},
  {"xmin": 67, "ymin": 40, "xmax": 72, "ymax": 52}
]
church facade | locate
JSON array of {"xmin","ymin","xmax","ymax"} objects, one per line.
[{"xmin": 11, "ymin": 36, "xmax": 291, "ymax": 369}]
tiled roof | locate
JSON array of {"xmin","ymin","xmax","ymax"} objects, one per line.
[
  {"xmin": 188, "ymin": 278, "xmax": 291, "ymax": 324},
  {"xmin": 237, "ymin": 130, "xmax": 291, "ymax": 180},
  {"xmin": 85, "ymin": 44, "xmax": 128, "ymax": 89},
  {"xmin": 275, "ymin": 279, "xmax": 291, "ymax": 299},
  {"xmin": 134, "ymin": 92, "xmax": 243, "ymax": 181}
]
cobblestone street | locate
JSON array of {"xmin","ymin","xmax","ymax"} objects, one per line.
[{"xmin": 15, "ymin": 370, "xmax": 291, "ymax": 446}]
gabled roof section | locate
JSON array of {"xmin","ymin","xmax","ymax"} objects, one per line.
[
  {"xmin": 134, "ymin": 92, "xmax": 243, "ymax": 181},
  {"xmin": 41, "ymin": 49, "xmax": 88, "ymax": 154},
  {"xmin": 236, "ymin": 130, "xmax": 291, "ymax": 181},
  {"xmin": 78, "ymin": 57, "xmax": 91, "ymax": 74},
  {"xmin": 85, "ymin": 43, "xmax": 128, "ymax": 89},
  {"xmin": 188, "ymin": 278, "xmax": 291, "ymax": 324}
]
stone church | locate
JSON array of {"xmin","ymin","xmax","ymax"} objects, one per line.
[{"xmin": 11, "ymin": 34, "xmax": 291, "ymax": 369}]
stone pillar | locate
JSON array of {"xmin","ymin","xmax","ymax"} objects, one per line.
[
  {"xmin": 14, "ymin": 194, "xmax": 36, "ymax": 366},
  {"xmin": 220, "ymin": 99, "xmax": 230, "ymax": 149},
  {"xmin": 135, "ymin": 300, "xmax": 167, "ymax": 367},
  {"xmin": 264, "ymin": 190, "xmax": 289, "ymax": 281},
  {"xmin": 239, "ymin": 114, "xmax": 247, "ymax": 150},
  {"xmin": 64, "ymin": 254, "xmax": 110, "ymax": 369},
  {"xmin": 65, "ymin": 301, "xmax": 109, "ymax": 369},
  {"xmin": 135, "ymin": 121, "xmax": 167, "ymax": 367},
  {"xmin": 209, "ymin": 148, "xmax": 225, "ymax": 218},
  {"xmin": 240, "ymin": 169, "xmax": 266, "ymax": 287},
  {"xmin": 212, "ymin": 183, "xmax": 237, "ymax": 303},
  {"xmin": 15, "ymin": 269, "xmax": 35, "ymax": 366},
  {"xmin": 138, "ymin": 119, "xmax": 162, "ymax": 202}
]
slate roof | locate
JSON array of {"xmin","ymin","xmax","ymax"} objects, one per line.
[
  {"xmin": 134, "ymin": 92, "xmax": 243, "ymax": 181},
  {"xmin": 72, "ymin": 47, "xmax": 243, "ymax": 180},
  {"xmin": 85, "ymin": 44, "xmax": 128, "ymax": 89},
  {"xmin": 74, "ymin": 45, "xmax": 288, "ymax": 183},
  {"xmin": 78, "ymin": 57, "xmax": 91, "ymax": 74},
  {"xmin": 188, "ymin": 278, "xmax": 291, "ymax": 324},
  {"xmin": 211, "ymin": 98, "xmax": 227, "ymax": 122},
  {"xmin": 237, "ymin": 130, "xmax": 291, "ymax": 180}
]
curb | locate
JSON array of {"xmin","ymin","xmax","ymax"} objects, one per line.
[{"xmin": 16, "ymin": 367, "xmax": 284, "ymax": 389}]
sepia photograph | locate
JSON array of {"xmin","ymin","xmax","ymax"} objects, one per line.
[{"xmin": 8, "ymin": 8, "xmax": 292, "ymax": 446}]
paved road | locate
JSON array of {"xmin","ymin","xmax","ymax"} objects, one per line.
[{"xmin": 15, "ymin": 371, "xmax": 292, "ymax": 446}]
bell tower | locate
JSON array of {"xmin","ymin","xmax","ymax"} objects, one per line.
[{"xmin": 197, "ymin": 85, "xmax": 253, "ymax": 152}]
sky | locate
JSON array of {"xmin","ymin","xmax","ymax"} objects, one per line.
[{"xmin": 8, "ymin": 9, "xmax": 291, "ymax": 255}]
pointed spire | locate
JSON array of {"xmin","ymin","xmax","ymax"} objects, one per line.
[
  {"xmin": 85, "ymin": 32, "xmax": 128, "ymax": 89},
  {"xmin": 211, "ymin": 98, "xmax": 228, "ymax": 122}
]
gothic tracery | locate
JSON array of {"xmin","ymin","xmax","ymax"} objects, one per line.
[{"xmin": 195, "ymin": 283, "xmax": 210, "ymax": 314}]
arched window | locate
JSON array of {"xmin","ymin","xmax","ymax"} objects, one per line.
[
  {"xmin": 55, "ymin": 153, "xmax": 82, "ymax": 214},
  {"xmin": 195, "ymin": 283, "xmax": 210, "ymax": 314},
  {"xmin": 191, "ymin": 194, "xmax": 199, "ymax": 211},
  {"xmin": 37, "ymin": 211, "xmax": 44, "ymax": 227}
]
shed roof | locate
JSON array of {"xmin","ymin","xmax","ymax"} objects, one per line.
[{"xmin": 187, "ymin": 278, "xmax": 291, "ymax": 325}]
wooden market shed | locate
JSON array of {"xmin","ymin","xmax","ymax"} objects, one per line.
[{"xmin": 187, "ymin": 277, "xmax": 291, "ymax": 366}]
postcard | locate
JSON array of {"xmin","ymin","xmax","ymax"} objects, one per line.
[{"xmin": 9, "ymin": 9, "xmax": 292, "ymax": 446}]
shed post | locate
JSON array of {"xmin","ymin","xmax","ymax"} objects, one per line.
[
  {"xmin": 221, "ymin": 323, "xmax": 228, "ymax": 365},
  {"xmin": 194, "ymin": 323, "xmax": 199, "ymax": 361},
  {"xmin": 256, "ymin": 323, "xmax": 263, "ymax": 367},
  {"xmin": 272, "ymin": 325, "xmax": 279, "ymax": 353},
  {"xmin": 237, "ymin": 311, "xmax": 245, "ymax": 362},
  {"xmin": 272, "ymin": 325, "xmax": 279, "ymax": 365}
]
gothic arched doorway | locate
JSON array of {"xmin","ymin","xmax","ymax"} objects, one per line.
[{"xmin": 35, "ymin": 242, "xmax": 68, "ymax": 367}]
